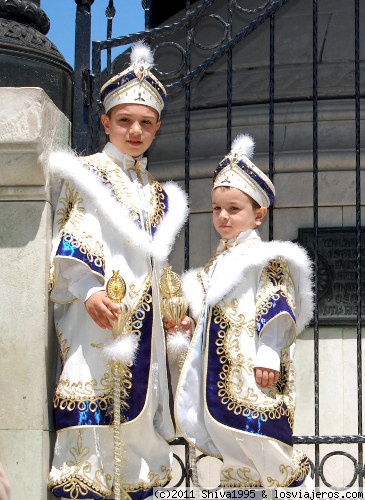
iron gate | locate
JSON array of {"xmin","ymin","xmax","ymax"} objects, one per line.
[{"xmin": 72, "ymin": 0, "xmax": 363, "ymax": 490}]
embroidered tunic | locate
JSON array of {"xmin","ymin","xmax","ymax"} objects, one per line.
[
  {"xmin": 48, "ymin": 143, "xmax": 188, "ymax": 499},
  {"xmin": 175, "ymin": 229, "xmax": 313, "ymax": 489}
]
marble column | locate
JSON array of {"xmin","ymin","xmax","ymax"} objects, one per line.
[{"xmin": 0, "ymin": 87, "xmax": 70, "ymax": 500}]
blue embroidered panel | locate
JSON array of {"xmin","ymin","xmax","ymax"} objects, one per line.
[
  {"xmin": 206, "ymin": 310, "xmax": 293, "ymax": 447},
  {"xmin": 54, "ymin": 399, "xmax": 112, "ymax": 431},
  {"xmin": 54, "ymin": 289, "xmax": 153, "ymax": 431},
  {"xmin": 256, "ymin": 291, "xmax": 295, "ymax": 335},
  {"xmin": 56, "ymin": 234, "xmax": 105, "ymax": 277},
  {"xmin": 124, "ymin": 295, "xmax": 153, "ymax": 421},
  {"xmin": 52, "ymin": 485, "xmax": 104, "ymax": 499},
  {"xmin": 153, "ymin": 189, "xmax": 169, "ymax": 237}
]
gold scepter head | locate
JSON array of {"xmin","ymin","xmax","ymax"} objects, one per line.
[
  {"xmin": 106, "ymin": 270, "xmax": 130, "ymax": 338},
  {"xmin": 159, "ymin": 267, "xmax": 188, "ymax": 329}
]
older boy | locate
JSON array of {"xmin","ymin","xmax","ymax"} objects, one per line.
[{"xmin": 48, "ymin": 42, "xmax": 188, "ymax": 499}]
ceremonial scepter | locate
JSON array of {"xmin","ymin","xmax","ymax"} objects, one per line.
[
  {"xmin": 105, "ymin": 270, "xmax": 137, "ymax": 500},
  {"xmin": 159, "ymin": 266, "xmax": 190, "ymax": 368},
  {"xmin": 159, "ymin": 267, "xmax": 200, "ymax": 486}
]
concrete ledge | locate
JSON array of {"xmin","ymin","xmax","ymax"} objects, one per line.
[{"xmin": 0, "ymin": 87, "xmax": 70, "ymax": 191}]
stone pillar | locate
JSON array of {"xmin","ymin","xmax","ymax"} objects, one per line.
[{"xmin": 0, "ymin": 87, "xmax": 70, "ymax": 499}]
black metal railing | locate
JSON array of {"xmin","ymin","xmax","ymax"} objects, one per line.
[{"xmin": 72, "ymin": 0, "xmax": 363, "ymax": 490}]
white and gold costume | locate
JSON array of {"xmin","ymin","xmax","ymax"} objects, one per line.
[
  {"xmin": 176, "ymin": 229, "xmax": 314, "ymax": 488},
  {"xmin": 48, "ymin": 142, "xmax": 188, "ymax": 499}
]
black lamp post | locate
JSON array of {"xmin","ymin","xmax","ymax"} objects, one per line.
[
  {"xmin": 0, "ymin": 0, "xmax": 73, "ymax": 120},
  {"xmin": 73, "ymin": 0, "xmax": 94, "ymax": 154}
]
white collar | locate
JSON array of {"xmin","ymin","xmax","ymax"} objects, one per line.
[
  {"xmin": 103, "ymin": 142, "xmax": 148, "ymax": 170},
  {"xmin": 217, "ymin": 228, "xmax": 261, "ymax": 253}
]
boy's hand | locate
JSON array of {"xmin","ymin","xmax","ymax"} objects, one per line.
[
  {"xmin": 254, "ymin": 367, "xmax": 280, "ymax": 388},
  {"xmin": 84, "ymin": 290, "xmax": 121, "ymax": 330},
  {"xmin": 163, "ymin": 315, "xmax": 194, "ymax": 338}
]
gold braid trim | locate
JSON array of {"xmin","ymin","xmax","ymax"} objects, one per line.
[
  {"xmin": 121, "ymin": 466, "xmax": 172, "ymax": 492},
  {"xmin": 267, "ymin": 450, "xmax": 311, "ymax": 488},
  {"xmin": 48, "ymin": 429, "xmax": 112, "ymax": 498},
  {"xmin": 213, "ymin": 305, "xmax": 295, "ymax": 427},
  {"xmin": 220, "ymin": 451, "xmax": 311, "ymax": 489},
  {"xmin": 49, "ymin": 469, "xmax": 112, "ymax": 500},
  {"xmin": 221, "ymin": 465, "xmax": 262, "ymax": 488}
]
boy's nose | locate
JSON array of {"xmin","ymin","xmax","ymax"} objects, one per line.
[{"xmin": 130, "ymin": 121, "xmax": 142, "ymax": 135}]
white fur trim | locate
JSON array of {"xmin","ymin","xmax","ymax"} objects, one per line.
[
  {"xmin": 151, "ymin": 181, "xmax": 189, "ymax": 261},
  {"xmin": 50, "ymin": 150, "xmax": 188, "ymax": 262},
  {"xmin": 166, "ymin": 331, "xmax": 191, "ymax": 363},
  {"xmin": 184, "ymin": 241, "xmax": 313, "ymax": 334},
  {"xmin": 102, "ymin": 333, "xmax": 139, "ymax": 365},
  {"xmin": 182, "ymin": 268, "xmax": 204, "ymax": 321}
]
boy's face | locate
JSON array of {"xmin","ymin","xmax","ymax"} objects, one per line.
[
  {"xmin": 212, "ymin": 187, "xmax": 267, "ymax": 240},
  {"xmin": 101, "ymin": 103, "xmax": 161, "ymax": 158}
]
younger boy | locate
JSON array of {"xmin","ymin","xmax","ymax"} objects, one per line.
[{"xmin": 174, "ymin": 134, "xmax": 314, "ymax": 489}]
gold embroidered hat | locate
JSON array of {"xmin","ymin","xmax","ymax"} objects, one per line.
[
  {"xmin": 100, "ymin": 41, "xmax": 167, "ymax": 116},
  {"xmin": 213, "ymin": 134, "xmax": 275, "ymax": 207}
]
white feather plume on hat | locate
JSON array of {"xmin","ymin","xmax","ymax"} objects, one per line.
[
  {"xmin": 130, "ymin": 40, "xmax": 154, "ymax": 67},
  {"xmin": 231, "ymin": 134, "xmax": 255, "ymax": 160}
]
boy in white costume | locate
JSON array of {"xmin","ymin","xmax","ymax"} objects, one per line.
[
  {"xmin": 48, "ymin": 42, "xmax": 189, "ymax": 499},
  {"xmin": 174, "ymin": 135, "xmax": 314, "ymax": 489}
]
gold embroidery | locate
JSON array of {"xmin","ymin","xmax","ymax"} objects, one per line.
[
  {"xmin": 54, "ymin": 283, "xmax": 153, "ymax": 415},
  {"xmin": 256, "ymin": 257, "xmax": 295, "ymax": 323},
  {"xmin": 54, "ymin": 374, "xmax": 114, "ymax": 412},
  {"xmin": 69, "ymin": 428, "xmax": 90, "ymax": 464},
  {"xmin": 201, "ymin": 250, "xmax": 221, "ymax": 278},
  {"xmin": 48, "ymin": 429, "xmax": 112, "ymax": 499},
  {"xmin": 56, "ymin": 182, "xmax": 85, "ymax": 229},
  {"xmin": 275, "ymin": 350, "xmax": 295, "ymax": 398},
  {"xmin": 56, "ymin": 323, "xmax": 70, "ymax": 368},
  {"xmin": 212, "ymin": 305, "xmax": 296, "ymax": 427},
  {"xmin": 149, "ymin": 181, "xmax": 167, "ymax": 228},
  {"xmin": 82, "ymin": 154, "xmax": 167, "ymax": 230},
  {"xmin": 53, "ymin": 179, "xmax": 105, "ymax": 271},
  {"xmin": 221, "ymin": 465, "xmax": 262, "ymax": 488},
  {"xmin": 220, "ymin": 450, "xmax": 310, "ymax": 488},
  {"xmin": 129, "ymin": 280, "xmax": 153, "ymax": 336},
  {"xmin": 267, "ymin": 450, "xmax": 311, "ymax": 488},
  {"xmin": 91, "ymin": 343, "xmax": 104, "ymax": 349},
  {"xmin": 49, "ymin": 262, "xmax": 55, "ymax": 292},
  {"xmin": 122, "ymin": 465, "xmax": 172, "ymax": 492},
  {"xmin": 58, "ymin": 230, "xmax": 105, "ymax": 271}
]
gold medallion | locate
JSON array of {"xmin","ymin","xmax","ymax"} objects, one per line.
[
  {"xmin": 159, "ymin": 266, "xmax": 182, "ymax": 299},
  {"xmin": 106, "ymin": 270, "xmax": 127, "ymax": 303}
]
